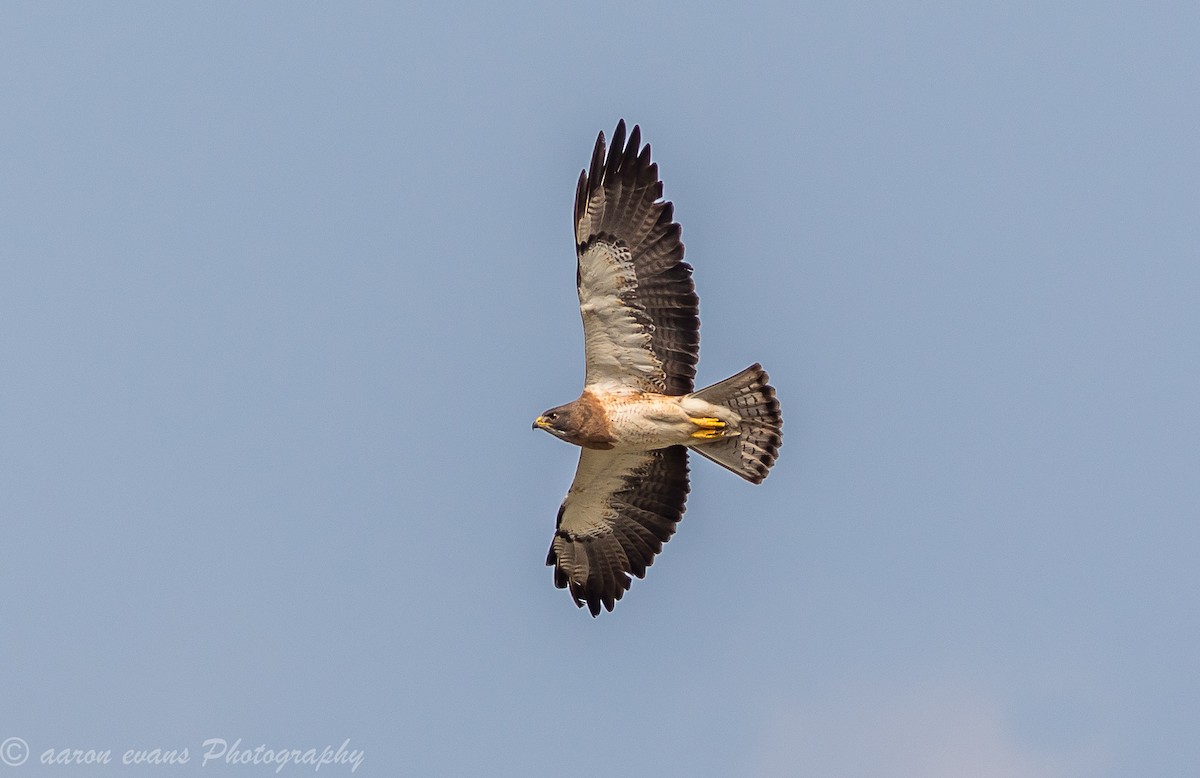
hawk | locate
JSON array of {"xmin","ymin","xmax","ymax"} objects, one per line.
[{"xmin": 534, "ymin": 121, "xmax": 783, "ymax": 616}]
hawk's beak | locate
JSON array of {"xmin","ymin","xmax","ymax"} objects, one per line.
[{"xmin": 533, "ymin": 416, "xmax": 549, "ymax": 430}]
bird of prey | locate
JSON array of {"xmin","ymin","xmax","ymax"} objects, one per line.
[{"xmin": 533, "ymin": 120, "xmax": 783, "ymax": 616}]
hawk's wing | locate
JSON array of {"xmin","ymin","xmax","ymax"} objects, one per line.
[
  {"xmin": 574, "ymin": 120, "xmax": 700, "ymax": 395},
  {"xmin": 546, "ymin": 446, "xmax": 690, "ymax": 616}
]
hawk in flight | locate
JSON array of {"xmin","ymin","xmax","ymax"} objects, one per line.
[{"xmin": 533, "ymin": 120, "xmax": 783, "ymax": 616}]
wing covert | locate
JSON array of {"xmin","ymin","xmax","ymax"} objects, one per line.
[
  {"xmin": 574, "ymin": 121, "xmax": 700, "ymax": 395},
  {"xmin": 546, "ymin": 446, "xmax": 690, "ymax": 616}
]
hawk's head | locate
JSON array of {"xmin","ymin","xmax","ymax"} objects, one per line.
[
  {"xmin": 532, "ymin": 404, "xmax": 573, "ymax": 439},
  {"xmin": 532, "ymin": 393, "xmax": 615, "ymax": 450}
]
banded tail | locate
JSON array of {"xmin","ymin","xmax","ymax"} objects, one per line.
[{"xmin": 690, "ymin": 364, "xmax": 782, "ymax": 484}]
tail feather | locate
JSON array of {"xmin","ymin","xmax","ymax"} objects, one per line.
[{"xmin": 690, "ymin": 364, "xmax": 782, "ymax": 484}]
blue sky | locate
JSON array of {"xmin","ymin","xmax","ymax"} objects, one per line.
[{"xmin": 1, "ymin": 2, "xmax": 1197, "ymax": 776}]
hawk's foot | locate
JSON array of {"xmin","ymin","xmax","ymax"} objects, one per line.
[{"xmin": 690, "ymin": 428, "xmax": 726, "ymax": 441}]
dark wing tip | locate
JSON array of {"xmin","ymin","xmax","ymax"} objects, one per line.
[
  {"xmin": 574, "ymin": 169, "xmax": 588, "ymax": 235},
  {"xmin": 587, "ymin": 128, "xmax": 607, "ymax": 192},
  {"xmin": 607, "ymin": 120, "xmax": 627, "ymax": 177}
]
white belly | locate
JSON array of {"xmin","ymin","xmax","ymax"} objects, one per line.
[{"xmin": 598, "ymin": 392, "xmax": 737, "ymax": 451}]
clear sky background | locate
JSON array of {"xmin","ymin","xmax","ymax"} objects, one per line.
[{"xmin": 2, "ymin": 3, "xmax": 1197, "ymax": 776}]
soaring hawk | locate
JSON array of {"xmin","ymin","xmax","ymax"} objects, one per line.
[{"xmin": 533, "ymin": 120, "xmax": 783, "ymax": 616}]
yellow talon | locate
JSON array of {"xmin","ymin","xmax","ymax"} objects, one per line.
[
  {"xmin": 690, "ymin": 416, "xmax": 726, "ymax": 430},
  {"xmin": 690, "ymin": 429, "xmax": 725, "ymax": 440}
]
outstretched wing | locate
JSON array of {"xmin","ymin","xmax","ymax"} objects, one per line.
[
  {"xmin": 574, "ymin": 120, "xmax": 699, "ymax": 396},
  {"xmin": 546, "ymin": 446, "xmax": 690, "ymax": 616}
]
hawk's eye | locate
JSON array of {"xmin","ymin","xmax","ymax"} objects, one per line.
[{"xmin": 546, "ymin": 412, "xmax": 558, "ymax": 420}]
